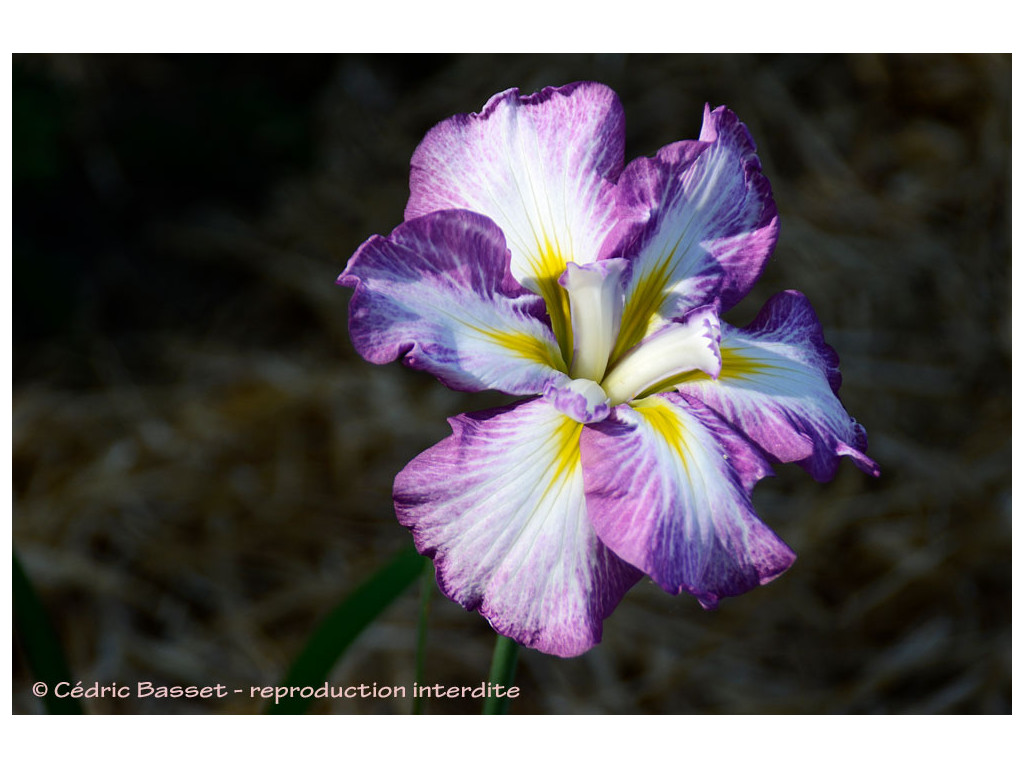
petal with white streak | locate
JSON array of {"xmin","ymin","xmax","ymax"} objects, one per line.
[
  {"xmin": 394, "ymin": 398, "xmax": 642, "ymax": 657},
  {"xmin": 580, "ymin": 393, "xmax": 794, "ymax": 606},
  {"xmin": 338, "ymin": 210, "xmax": 566, "ymax": 396},
  {"xmin": 610, "ymin": 106, "xmax": 779, "ymax": 361},
  {"xmin": 405, "ymin": 82, "xmax": 627, "ymax": 358},
  {"xmin": 674, "ymin": 290, "xmax": 880, "ymax": 481}
]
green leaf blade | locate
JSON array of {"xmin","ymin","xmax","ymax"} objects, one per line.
[
  {"xmin": 266, "ymin": 544, "xmax": 425, "ymax": 715},
  {"xmin": 13, "ymin": 551, "xmax": 84, "ymax": 715}
]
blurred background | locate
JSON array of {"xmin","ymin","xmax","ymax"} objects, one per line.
[{"xmin": 13, "ymin": 53, "xmax": 1010, "ymax": 714}]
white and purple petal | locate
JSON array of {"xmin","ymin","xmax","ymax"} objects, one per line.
[
  {"xmin": 675, "ymin": 290, "xmax": 879, "ymax": 481},
  {"xmin": 404, "ymin": 82, "xmax": 628, "ymax": 356},
  {"xmin": 610, "ymin": 106, "xmax": 779, "ymax": 359},
  {"xmin": 394, "ymin": 398, "xmax": 642, "ymax": 657},
  {"xmin": 580, "ymin": 393, "xmax": 794, "ymax": 607},
  {"xmin": 338, "ymin": 210, "xmax": 566, "ymax": 395}
]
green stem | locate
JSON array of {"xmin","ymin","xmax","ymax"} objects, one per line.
[
  {"xmin": 482, "ymin": 633, "xmax": 519, "ymax": 715},
  {"xmin": 411, "ymin": 557, "xmax": 434, "ymax": 715}
]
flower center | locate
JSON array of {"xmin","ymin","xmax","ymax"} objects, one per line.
[{"xmin": 556, "ymin": 261, "xmax": 722, "ymax": 412}]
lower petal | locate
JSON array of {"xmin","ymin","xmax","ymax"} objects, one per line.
[
  {"xmin": 394, "ymin": 398, "xmax": 641, "ymax": 657},
  {"xmin": 580, "ymin": 393, "xmax": 794, "ymax": 607}
]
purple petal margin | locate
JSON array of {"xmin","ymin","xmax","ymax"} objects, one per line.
[{"xmin": 695, "ymin": 105, "xmax": 780, "ymax": 310}]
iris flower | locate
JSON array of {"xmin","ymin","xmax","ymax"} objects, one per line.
[{"xmin": 339, "ymin": 82, "xmax": 878, "ymax": 657}]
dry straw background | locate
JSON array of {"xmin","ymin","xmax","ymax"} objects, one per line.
[{"xmin": 13, "ymin": 54, "xmax": 1010, "ymax": 714}]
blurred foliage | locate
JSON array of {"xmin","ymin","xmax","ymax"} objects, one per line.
[{"xmin": 13, "ymin": 54, "xmax": 1009, "ymax": 714}]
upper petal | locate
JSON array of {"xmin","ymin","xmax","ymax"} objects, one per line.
[
  {"xmin": 405, "ymin": 82, "xmax": 627, "ymax": 358},
  {"xmin": 338, "ymin": 210, "xmax": 566, "ymax": 395},
  {"xmin": 610, "ymin": 106, "xmax": 779, "ymax": 361},
  {"xmin": 674, "ymin": 290, "xmax": 880, "ymax": 481},
  {"xmin": 580, "ymin": 393, "xmax": 794, "ymax": 607},
  {"xmin": 394, "ymin": 398, "xmax": 642, "ymax": 657}
]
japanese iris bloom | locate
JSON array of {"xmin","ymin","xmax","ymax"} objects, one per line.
[{"xmin": 338, "ymin": 82, "xmax": 878, "ymax": 657}]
